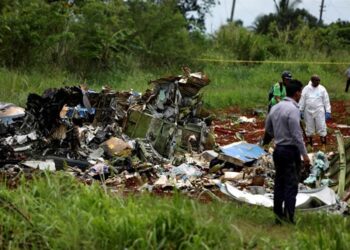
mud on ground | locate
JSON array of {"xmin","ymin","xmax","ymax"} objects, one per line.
[{"xmin": 213, "ymin": 100, "xmax": 350, "ymax": 152}]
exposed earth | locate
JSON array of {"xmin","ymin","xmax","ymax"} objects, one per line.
[{"xmin": 213, "ymin": 100, "xmax": 350, "ymax": 152}]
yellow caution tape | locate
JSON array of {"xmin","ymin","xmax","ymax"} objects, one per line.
[{"xmin": 195, "ymin": 58, "xmax": 350, "ymax": 65}]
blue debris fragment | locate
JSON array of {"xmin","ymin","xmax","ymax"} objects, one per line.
[{"xmin": 219, "ymin": 141, "xmax": 267, "ymax": 165}]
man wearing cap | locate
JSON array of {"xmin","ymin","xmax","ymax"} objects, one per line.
[
  {"xmin": 268, "ymin": 71, "xmax": 292, "ymax": 112},
  {"xmin": 299, "ymin": 75, "xmax": 331, "ymax": 151}
]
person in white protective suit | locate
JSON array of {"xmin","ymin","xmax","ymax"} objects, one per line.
[{"xmin": 299, "ymin": 75, "xmax": 331, "ymax": 151}]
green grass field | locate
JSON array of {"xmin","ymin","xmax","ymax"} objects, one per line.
[
  {"xmin": 1, "ymin": 65, "xmax": 350, "ymax": 249},
  {"xmin": 1, "ymin": 173, "xmax": 349, "ymax": 249},
  {"xmin": 1, "ymin": 63, "xmax": 349, "ymax": 109}
]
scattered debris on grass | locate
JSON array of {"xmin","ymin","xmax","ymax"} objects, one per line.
[{"xmin": 1, "ymin": 69, "xmax": 350, "ymax": 213}]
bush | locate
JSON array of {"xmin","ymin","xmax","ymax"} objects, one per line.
[{"xmin": 214, "ymin": 23, "xmax": 268, "ymax": 61}]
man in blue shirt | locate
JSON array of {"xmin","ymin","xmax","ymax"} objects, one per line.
[{"xmin": 263, "ymin": 79, "xmax": 310, "ymax": 224}]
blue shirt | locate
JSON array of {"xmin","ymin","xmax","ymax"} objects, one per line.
[{"xmin": 265, "ymin": 97, "xmax": 307, "ymax": 156}]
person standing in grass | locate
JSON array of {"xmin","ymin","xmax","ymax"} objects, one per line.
[
  {"xmin": 263, "ymin": 79, "xmax": 310, "ymax": 224},
  {"xmin": 299, "ymin": 75, "xmax": 331, "ymax": 152},
  {"xmin": 345, "ymin": 66, "xmax": 350, "ymax": 92},
  {"xmin": 268, "ymin": 71, "xmax": 292, "ymax": 112}
]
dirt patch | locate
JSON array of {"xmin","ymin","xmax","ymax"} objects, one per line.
[{"xmin": 213, "ymin": 100, "xmax": 350, "ymax": 152}]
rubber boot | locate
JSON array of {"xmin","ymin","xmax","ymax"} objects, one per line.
[{"xmin": 320, "ymin": 136, "xmax": 327, "ymax": 152}]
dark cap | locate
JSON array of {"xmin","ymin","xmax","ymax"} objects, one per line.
[{"xmin": 281, "ymin": 71, "xmax": 292, "ymax": 80}]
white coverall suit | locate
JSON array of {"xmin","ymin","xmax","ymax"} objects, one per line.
[{"xmin": 299, "ymin": 81, "xmax": 331, "ymax": 137}]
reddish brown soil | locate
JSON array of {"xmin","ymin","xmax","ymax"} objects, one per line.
[{"xmin": 213, "ymin": 100, "xmax": 350, "ymax": 152}]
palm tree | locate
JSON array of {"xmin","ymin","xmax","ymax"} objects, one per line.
[
  {"xmin": 273, "ymin": 0, "xmax": 301, "ymax": 16},
  {"xmin": 254, "ymin": 0, "xmax": 317, "ymax": 34}
]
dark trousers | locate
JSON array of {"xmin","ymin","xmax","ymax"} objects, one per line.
[
  {"xmin": 273, "ymin": 145, "xmax": 301, "ymax": 223},
  {"xmin": 346, "ymin": 78, "xmax": 350, "ymax": 92}
]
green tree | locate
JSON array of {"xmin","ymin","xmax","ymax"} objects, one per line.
[
  {"xmin": 327, "ymin": 20, "xmax": 350, "ymax": 45},
  {"xmin": 67, "ymin": 0, "xmax": 133, "ymax": 73},
  {"xmin": 0, "ymin": 0, "xmax": 69, "ymax": 67},
  {"xmin": 176, "ymin": 0, "xmax": 216, "ymax": 31},
  {"xmin": 273, "ymin": 0, "xmax": 301, "ymax": 15},
  {"xmin": 254, "ymin": 0, "xmax": 317, "ymax": 34},
  {"xmin": 0, "ymin": 0, "xmax": 135, "ymax": 72},
  {"xmin": 127, "ymin": 0, "xmax": 198, "ymax": 67}
]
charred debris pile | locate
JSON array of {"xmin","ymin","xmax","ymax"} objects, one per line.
[{"xmin": 0, "ymin": 69, "xmax": 218, "ymax": 190}]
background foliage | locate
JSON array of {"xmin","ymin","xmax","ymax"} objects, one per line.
[{"xmin": 0, "ymin": 0, "xmax": 350, "ymax": 108}]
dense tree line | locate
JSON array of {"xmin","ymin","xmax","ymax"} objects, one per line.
[
  {"xmin": 0, "ymin": 0, "xmax": 202, "ymax": 73},
  {"xmin": 0, "ymin": 0, "xmax": 349, "ymax": 74}
]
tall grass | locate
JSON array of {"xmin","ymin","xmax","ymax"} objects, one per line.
[
  {"xmin": 0, "ymin": 173, "xmax": 349, "ymax": 249},
  {"xmin": 0, "ymin": 68, "xmax": 78, "ymax": 106},
  {"xmin": 1, "ymin": 62, "xmax": 349, "ymax": 109},
  {"xmin": 202, "ymin": 62, "xmax": 350, "ymax": 109},
  {"xmin": 0, "ymin": 67, "xmax": 162, "ymax": 106}
]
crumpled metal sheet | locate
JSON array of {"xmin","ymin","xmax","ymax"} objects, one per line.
[
  {"xmin": 178, "ymin": 72, "xmax": 210, "ymax": 97},
  {"xmin": 145, "ymin": 69, "xmax": 210, "ymax": 124},
  {"xmin": 296, "ymin": 186, "xmax": 337, "ymax": 208},
  {"xmin": 149, "ymin": 71, "xmax": 210, "ymax": 98},
  {"xmin": 0, "ymin": 103, "xmax": 25, "ymax": 125},
  {"xmin": 22, "ymin": 160, "xmax": 56, "ymax": 171},
  {"xmin": 221, "ymin": 182, "xmax": 338, "ymax": 209},
  {"xmin": 218, "ymin": 141, "xmax": 267, "ymax": 166},
  {"xmin": 170, "ymin": 163, "xmax": 202, "ymax": 178}
]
